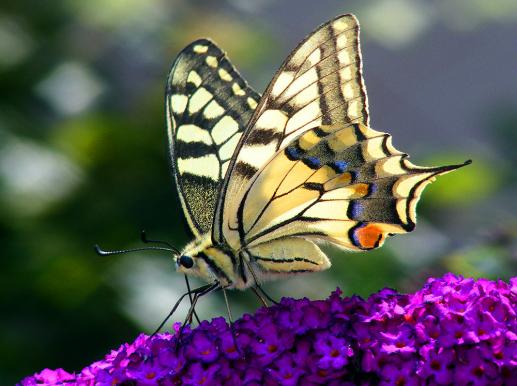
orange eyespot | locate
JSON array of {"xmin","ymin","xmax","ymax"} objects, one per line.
[{"xmin": 352, "ymin": 223, "xmax": 384, "ymax": 249}]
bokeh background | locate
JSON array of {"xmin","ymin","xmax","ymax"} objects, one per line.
[{"xmin": 1, "ymin": 0, "xmax": 516, "ymax": 383}]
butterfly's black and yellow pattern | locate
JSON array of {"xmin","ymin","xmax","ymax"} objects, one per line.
[
  {"xmin": 167, "ymin": 39, "xmax": 260, "ymax": 237},
  {"xmin": 166, "ymin": 14, "xmax": 469, "ymax": 289}
]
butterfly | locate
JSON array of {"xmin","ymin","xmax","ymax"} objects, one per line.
[{"xmin": 166, "ymin": 14, "xmax": 469, "ymax": 292}]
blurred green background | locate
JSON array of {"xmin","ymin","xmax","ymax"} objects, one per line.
[{"xmin": 1, "ymin": 0, "xmax": 516, "ymax": 383}]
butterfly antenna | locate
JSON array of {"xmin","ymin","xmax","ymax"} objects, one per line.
[
  {"xmin": 140, "ymin": 230, "xmax": 180, "ymax": 255},
  {"xmin": 94, "ymin": 244, "xmax": 175, "ymax": 256}
]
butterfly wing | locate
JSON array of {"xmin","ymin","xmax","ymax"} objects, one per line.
[
  {"xmin": 166, "ymin": 39, "xmax": 260, "ymax": 236},
  {"xmin": 214, "ymin": 13, "xmax": 369, "ymax": 246},
  {"xmin": 237, "ymin": 124, "xmax": 470, "ymax": 261},
  {"xmin": 246, "ymin": 237, "xmax": 330, "ymax": 276}
]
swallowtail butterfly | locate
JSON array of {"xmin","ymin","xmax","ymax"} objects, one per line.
[{"xmin": 166, "ymin": 14, "xmax": 469, "ymax": 290}]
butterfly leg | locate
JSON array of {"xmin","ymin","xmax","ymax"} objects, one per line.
[
  {"xmin": 176, "ymin": 282, "xmax": 220, "ymax": 350},
  {"xmin": 255, "ymin": 284, "xmax": 279, "ymax": 305},
  {"xmin": 244, "ymin": 258, "xmax": 279, "ymax": 305},
  {"xmin": 152, "ymin": 282, "xmax": 215, "ymax": 337},
  {"xmin": 140, "ymin": 231, "xmax": 201, "ymax": 325},
  {"xmin": 182, "ymin": 282, "xmax": 220, "ymax": 330},
  {"xmin": 184, "ymin": 275, "xmax": 201, "ymax": 324},
  {"xmin": 251, "ymin": 286, "xmax": 268, "ymax": 307},
  {"xmin": 222, "ymin": 288, "xmax": 243, "ymax": 356}
]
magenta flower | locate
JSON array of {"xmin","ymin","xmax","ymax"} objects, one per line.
[
  {"xmin": 314, "ymin": 334, "xmax": 353, "ymax": 369},
  {"xmin": 379, "ymin": 361, "xmax": 420, "ymax": 386},
  {"xmin": 20, "ymin": 274, "xmax": 516, "ymax": 385},
  {"xmin": 267, "ymin": 353, "xmax": 305, "ymax": 385},
  {"xmin": 21, "ymin": 369, "xmax": 74, "ymax": 386},
  {"xmin": 417, "ymin": 345, "xmax": 455, "ymax": 384}
]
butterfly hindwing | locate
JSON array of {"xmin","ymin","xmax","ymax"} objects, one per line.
[
  {"xmin": 166, "ymin": 39, "xmax": 260, "ymax": 236},
  {"xmin": 215, "ymin": 14, "xmax": 369, "ymax": 245},
  {"xmin": 246, "ymin": 237, "xmax": 330, "ymax": 276},
  {"xmin": 237, "ymin": 123, "xmax": 468, "ymax": 254}
]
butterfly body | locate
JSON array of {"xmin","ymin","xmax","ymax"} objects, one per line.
[
  {"xmin": 167, "ymin": 14, "xmax": 469, "ymax": 290},
  {"xmin": 179, "ymin": 230, "xmax": 332, "ymax": 290}
]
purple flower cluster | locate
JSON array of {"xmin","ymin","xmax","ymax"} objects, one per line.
[{"xmin": 21, "ymin": 274, "xmax": 516, "ymax": 385}]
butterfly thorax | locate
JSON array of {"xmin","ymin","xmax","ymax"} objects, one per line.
[{"xmin": 178, "ymin": 234, "xmax": 251, "ymax": 289}]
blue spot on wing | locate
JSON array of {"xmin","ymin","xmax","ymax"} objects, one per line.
[
  {"xmin": 285, "ymin": 146, "xmax": 301, "ymax": 160},
  {"xmin": 331, "ymin": 160, "xmax": 349, "ymax": 173},
  {"xmin": 349, "ymin": 200, "xmax": 363, "ymax": 219},
  {"xmin": 303, "ymin": 156, "xmax": 321, "ymax": 169}
]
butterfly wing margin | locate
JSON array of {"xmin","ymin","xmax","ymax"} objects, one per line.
[
  {"xmin": 215, "ymin": 14, "xmax": 369, "ymax": 244},
  {"xmin": 166, "ymin": 39, "xmax": 260, "ymax": 236}
]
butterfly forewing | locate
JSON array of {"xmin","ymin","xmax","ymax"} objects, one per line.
[
  {"xmin": 166, "ymin": 39, "xmax": 260, "ymax": 236},
  {"xmin": 214, "ymin": 14, "xmax": 369, "ymax": 246}
]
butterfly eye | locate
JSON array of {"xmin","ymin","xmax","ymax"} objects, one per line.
[{"xmin": 179, "ymin": 255, "xmax": 194, "ymax": 269}]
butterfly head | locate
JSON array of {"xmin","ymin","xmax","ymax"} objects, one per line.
[
  {"xmin": 176, "ymin": 234, "xmax": 235, "ymax": 287},
  {"xmin": 175, "ymin": 252, "xmax": 204, "ymax": 277},
  {"xmin": 175, "ymin": 235, "xmax": 215, "ymax": 279}
]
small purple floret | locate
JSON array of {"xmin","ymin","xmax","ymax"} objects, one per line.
[{"xmin": 20, "ymin": 274, "xmax": 516, "ymax": 385}]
